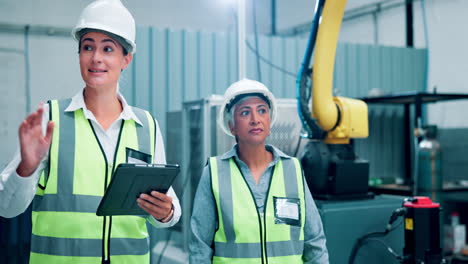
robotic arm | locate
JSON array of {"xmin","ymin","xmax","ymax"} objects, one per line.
[
  {"xmin": 298, "ymin": 0, "xmax": 368, "ymax": 144},
  {"xmin": 298, "ymin": 0, "xmax": 370, "ymax": 198}
]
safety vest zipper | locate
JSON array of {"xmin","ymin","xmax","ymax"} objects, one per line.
[
  {"xmin": 233, "ymin": 159, "xmax": 277, "ymax": 264},
  {"xmin": 262, "ymin": 168, "xmax": 274, "ymax": 264},
  {"xmin": 89, "ymin": 120, "xmax": 125, "ymax": 264}
]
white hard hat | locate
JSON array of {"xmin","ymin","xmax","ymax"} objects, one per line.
[
  {"xmin": 218, "ymin": 79, "xmax": 277, "ymax": 137},
  {"xmin": 72, "ymin": 0, "xmax": 136, "ymax": 54}
]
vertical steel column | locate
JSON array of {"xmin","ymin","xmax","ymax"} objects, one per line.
[
  {"xmin": 237, "ymin": 0, "xmax": 246, "ymax": 79},
  {"xmin": 271, "ymin": 0, "xmax": 276, "ymax": 35},
  {"xmin": 405, "ymin": 0, "xmax": 414, "ymax": 47}
]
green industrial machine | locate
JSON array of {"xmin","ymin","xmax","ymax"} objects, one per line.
[{"xmin": 316, "ymin": 195, "xmax": 404, "ymax": 264}]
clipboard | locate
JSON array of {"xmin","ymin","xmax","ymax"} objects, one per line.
[{"xmin": 96, "ymin": 163, "xmax": 180, "ymax": 216}]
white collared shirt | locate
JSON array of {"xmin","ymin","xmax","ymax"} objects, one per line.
[{"xmin": 0, "ymin": 88, "xmax": 180, "ymax": 227}]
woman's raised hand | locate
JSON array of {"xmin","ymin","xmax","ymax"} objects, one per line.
[{"xmin": 16, "ymin": 104, "xmax": 54, "ymax": 177}]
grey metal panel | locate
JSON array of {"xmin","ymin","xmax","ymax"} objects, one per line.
[
  {"xmin": 382, "ymin": 109, "xmax": 392, "ymax": 178},
  {"xmin": 418, "ymin": 49, "xmax": 428, "ymax": 91},
  {"xmin": 214, "ymin": 33, "xmax": 229, "ymax": 95},
  {"xmin": 168, "ymin": 30, "xmax": 184, "ymax": 112},
  {"xmin": 246, "ymin": 35, "xmax": 258, "ymax": 81},
  {"xmin": 346, "ymin": 43, "xmax": 359, "ymax": 97},
  {"xmin": 357, "ymin": 45, "xmax": 370, "ymax": 97},
  {"xmin": 183, "ymin": 31, "xmax": 199, "ymax": 101},
  {"xmin": 393, "ymin": 108, "xmax": 405, "ymax": 178},
  {"xmin": 152, "ymin": 28, "xmax": 169, "ymax": 133},
  {"xmin": 270, "ymin": 36, "xmax": 284, "ymax": 98},
  {"xmin": 0, "ymin": 51, "xmax": 26, "ymax": 169},
  {"xmin": 258, "ymin": 34, "xmax": 272, "ymax": 88},
  {"xmin": 296, "ymin": 36, "xmax": 307, "ymax": 67},
  {"xmin": 379, "ymin": 46, "xmax": 391, "ymax": 92},
  {"xmin": 147, "ymin": 28, "xmax": 155, "ymax": 114},
  {"xmin": 412, "ymin": 50, "xmax": 421, "ymax": 91},
  {"xmin": 134, "ymin": 27, "xmax": 151, "ymax": 111},
  {"xmin": 284, "ymin": 37, "xmax": 297, "ymax": 98},
  {"xmin": 368, "ymin": 44, "xmax": 381, "ymax": 92},
  {"xmin": 120, "ymin": 55, "xmax": 134, "ymax": 106},
  {"xmin": 228, "ymin": 33, "xmax": 238, "ymax": 85},
  {"xmin": 438, "ymin": 128, "xmax": 468, "ymax": 182},
  {"xmin": 393, "ymin": 47, "xmax": 405, "ymax": 93},
  {"xmin": 199, "ymin": 31, "xmax": 215, "ymax": 97}
]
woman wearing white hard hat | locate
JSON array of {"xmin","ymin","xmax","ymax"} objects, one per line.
[
  {"xmin": 189, "ymin": 79, "xmax": 329, "ymax": 263},
  {"xmin": 0, "ymin": 0, "xmax": 180, "ymax": 263}
]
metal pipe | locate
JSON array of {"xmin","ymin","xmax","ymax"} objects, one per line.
[
  {"xmin": 271, "ymin": 0, "xmax": 276, "ymax": 35},
  {"xmin": 372, "ymin": 4, "xmax": 380, "ymax": 44},
  {"xmin": 0, "ymin": 47, "xmax": 24, "ymax": 54},
  {"xmin": 237, "ymin": 0, "xmax": 246, "ymax": 80},
  {"xmin": 253, "ymin": 0, "xmax": 262, "ymax": 81},
  {"xmin": 0, "ymin": 23, "xmax": 70, "ymax": 37}
]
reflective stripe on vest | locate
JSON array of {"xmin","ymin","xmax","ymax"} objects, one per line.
[
  {"xmin": 31, "ymin": 99, "xmax": 155, "ymax": 263},
  {"xmin": 210, "ymin": 156, "xmax": 305, "ymax": 263}
]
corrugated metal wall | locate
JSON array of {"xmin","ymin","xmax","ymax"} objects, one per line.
[
  {"xmin": 121, "ymin": 27, "xmax": 426, "ymax": 183},
  {"xmin": 0, "ymin": 26, "xmax": 426, "ymax": 263},
  {"xmin": 121, "ymin": 28, "xmax": 426, "ymax": 138},
  {"xmin": 119, "ymin": 28, "xmax": 305, "ymax": 133}
]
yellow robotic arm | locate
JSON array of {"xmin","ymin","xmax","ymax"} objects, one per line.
[
  {"xmin": 298, "ymin": 0, "xmax": 371, "ymax": 200},
  {"xmin": 312, "ymin": 0, "xmax": 368, "ymax": 144}
]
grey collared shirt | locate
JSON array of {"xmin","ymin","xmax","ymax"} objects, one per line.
[{"xmin": 189, "ymin": 144, "xmax": 329, "ymax": 264}]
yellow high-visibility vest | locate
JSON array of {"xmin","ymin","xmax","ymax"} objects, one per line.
[
  {"xmin": 31, "ymin": 99, "xmax": 156, "ymax": 264},
  {"xmin": 210, "ymin": 156, "xmax": 306, "ymax": 264}
]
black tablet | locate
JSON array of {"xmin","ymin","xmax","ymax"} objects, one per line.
[{"xmin": 96, "ymin": 163, "xmax": 180, "ymax": 216}]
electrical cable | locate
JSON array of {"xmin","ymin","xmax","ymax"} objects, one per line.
[
  {"xmin": 229, "ymin": 7, "xmax": 297, "ymax": 78},
  {"xmin": 245, "ymin": 40, "xmax": 296, "ymax": 77},
  {"xmin": 295, "ymin": 0, "xmax": 326, "ymax": 139},
  {"xmin": 365, "ymin": 238, "xmax": 403, "ymax": 261},
  {"xmin": 348, "ymin": 229, "xmax": 389, "ymax": 264},
  {"xmin": 388, "ymin": 216, "xmax": 404, "ymax": 233},
  {"xmin": 293, "ymin": 134, "xmax": 303, "ymax": 157},
  {"xmin": 348, "ymin": 207, "xmax": 406, "ymax": 264}
]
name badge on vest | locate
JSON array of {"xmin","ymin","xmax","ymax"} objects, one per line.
[
  {"xmin": 126, "ymin": 148, "xmax": 152, "ymax": 164},
  {"xmin": 273, "ymin": 197, "xmax": 301, "ymax": 226}
]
